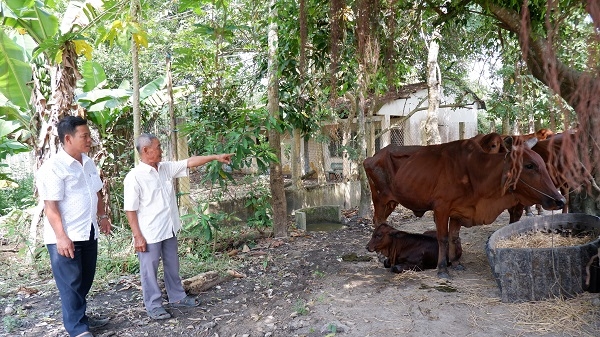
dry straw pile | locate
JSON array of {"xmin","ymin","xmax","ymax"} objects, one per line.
[{"xmin": 495, "ymin": 231, "xmax": 595, "ymax": 249}]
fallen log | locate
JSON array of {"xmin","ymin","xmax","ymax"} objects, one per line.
[
  {"xmin": 182, "ymin": 270, "xmax": 246, "ymax": 294},
  {"xmin": 182, "ymin": 271, "xmax": 231, "ymax": 294}
]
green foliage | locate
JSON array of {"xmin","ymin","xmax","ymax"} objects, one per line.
[
  {"xmin": 485, "ymin": 58, "xmax": 573, "ymax": 133},
  {"xmin": 0, "ymin": 175, "xmax": 35, "ymax": 216},
  {"xmin": 79, "ymin": 60, "xmax": 107, "ymax": 91},
  {"xmin": 181, "ymin": 202, "xmax": 239, "ymax": 247},
  {"xmin": 0, "ymin": 118, "xmax": 30, "ymax": 183},
  {"xmin": 97, "ymin": 242, "xmax": 139, "ymax": 275},
  {"xmin": 294, "ymin": 299, "xmax": 309, "ymax": 316},
  {"xmin": 183, "ymin": 106, "xmax": 280, "ymax": 180},
  {"xmin": 244, "ymin": 184, "xmax": 272, "ymax": 229},
  {"xmin": 0, "ymin": 30, "xmax": 33, "ymax": 110},
  {"xmin": 2, "ymin": 315, "xmax": 21, "ymax": 333},
  {"xmin": 0, "ymin": 0, "xmax": 59, "ymax": 45},
  {"xmin": 0, "ymin": 208, "xmax": 32, "ymax": 248},
  {"xmin": 274, "ymin": 0, "xmax": 340, "ymax": 133},
  {"xmin": 325, "ymin": 322, "xmax": 337, "ymax": 335}
]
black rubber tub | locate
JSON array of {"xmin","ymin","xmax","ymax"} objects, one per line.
[{"xmin": 486, "ymin": 213, "xmax": 600, "ymax": 303}]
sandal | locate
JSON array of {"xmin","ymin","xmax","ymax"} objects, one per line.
[
  {"xmin": 147, "ymin": 306, "xmax": 171, "ymax": 320},
  {"xmin": 170, "ymin": 295, "xmax": 200, "ymax": 307}
]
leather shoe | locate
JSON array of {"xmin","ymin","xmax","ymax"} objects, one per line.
[{"xmin": 89, "ymin": 317, "xmax": 109, "ymax": 329}]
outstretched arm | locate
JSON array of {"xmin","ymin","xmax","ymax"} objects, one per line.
[{"xmin": 186, "ymin": 153, "xmax": 234, "ymax": 169}]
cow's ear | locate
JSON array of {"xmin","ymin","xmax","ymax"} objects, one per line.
[
  {"xmin": 524, "ymin": 137, "xmax": 538, "ymax": 149},
  {"xmin": 503, "ymin": 136, "xmax": 514, "ymax": 151},
  {"xmin": 390, "ymin": 230, "xmax": 402, "ymax": 238}
]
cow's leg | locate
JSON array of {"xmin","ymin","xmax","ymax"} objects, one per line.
[
  {"xmin": 448, "ymin": 219, "xmax": 464, "ymax": 270},
  {"xmin": 535, "ymin": 204, "xmax": 543, "ymax": 215},
  {"xmin": 508, "ymin": 204, "xmax": 525, "ymax": 223},
  {"xmin": 562, "ymin": 188, "xmax": 569, "ymax": 213},
  {"xmin": 434, "ymin": 212, "xmax": 450, "ymax": 279},
  {"xmin": 525, "ymin": 206, "xmax": 534, "ymax": 216}
]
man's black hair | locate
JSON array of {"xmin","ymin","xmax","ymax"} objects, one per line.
[{"xmin": 57, "ymin": 116, "xmax": 88, "ymax": 144}]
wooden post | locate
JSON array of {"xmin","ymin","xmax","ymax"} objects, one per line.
[
  {"xmin": 176, "ymin": 117, "xmax": 192, "ymax": 214},
  {"xmin": 459, "ymin": 122, "xmax": 465, "ymax": 140}
]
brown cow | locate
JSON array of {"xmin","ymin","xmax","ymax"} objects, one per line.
[
  {"xmin": 534, "ymin": 128, "xmax": 555, "ymax": 140},
  {"xmin": 503, "ymin": 128, "xmax": 555, "ymax": 143},
  {"xmin": 366, "ymin": 223, "xmax": 463, "ymax": 273},
  {"xmin": 471, "ymin": 132, "xmax": 507, "ymax": 154},
  {"xmin": 507, "ymin": 132, "xmax": 569, "ymax": 223},
  {"xmin": 365, "ymin": 133, "xmax": 508, "ymax": 226},
  {"xmin": 363, "ymin": 133, "xmax": 565, "ymax": 278}
]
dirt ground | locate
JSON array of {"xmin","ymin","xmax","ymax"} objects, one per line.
[{"xmin": 2, "ymin": 209, "xmax": 600, "ymax": 337}]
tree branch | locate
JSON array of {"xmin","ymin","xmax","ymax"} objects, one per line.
[{"xmin": 483, "ymin": 2, "xmax": 582, "ymax": 107}]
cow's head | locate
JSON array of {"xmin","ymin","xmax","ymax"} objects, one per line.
[
  {"xmin": 501, "ymin": 140, "xmax": 565, "ymax": 210},
  {"xmin": 535, "ymin": 128, "xmax": 555, "ymax": 140},
  {"xmin": 477, "ymin": 132, "xmax": 508, "ymax": 154},
  {"xmin": 366, "ymin": 223, "xmax": 396, "ymax": 253}
]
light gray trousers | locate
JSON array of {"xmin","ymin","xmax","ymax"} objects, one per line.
[{"xmin": 137, "ymin": 236, "xmax": 187, "ymax": 311}]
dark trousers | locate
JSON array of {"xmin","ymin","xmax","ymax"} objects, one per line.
[{"xmin": 47, "ymin": 226, "xmax": 97, "ymax": 337}]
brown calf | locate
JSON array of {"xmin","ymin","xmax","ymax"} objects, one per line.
[{"xmin": 366, "ymin": 223, "xmax": 463, "ymax": 273}]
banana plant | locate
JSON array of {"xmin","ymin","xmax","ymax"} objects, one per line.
[
  {"xmin": 0, "ymin": 0, "xmax": 130, "ymax": 263},
  {"xmin": 0, "ymin": 117, "xmax": 29, "ymax": 182}
]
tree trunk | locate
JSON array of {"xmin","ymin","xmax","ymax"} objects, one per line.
[
  {"xmin": 316, "ymin": 140, "xmax": 327, "ymax": 184},
  {"xmin": 267, "ymin": 0, "xmax": 287, "ymax": 238},
  {"xmin": 291, "ymin": 128, "xmax": 303, "ymax": 189},
  {"xmin": 130, "ymin": 0, "xmax": 141, "ymax": 162},
  {"xmin": 355, "ymin": 0, "xmax": 376, "ymax": 218},
  {"xmin": 366, "ymin": 117, "xmax": 375, "ymax": 157},
  {"xmin": 342, "ymin": 93, "xmax": 355, "ymax": 181},
  {"xmin": 424, "ymin": 31, "xmax": 442, "ymax": 145},
  {"xmin": 357, "ymin": 67, "xmax": 371, "ymax": 218},
  {"xmin": 27, "ymin": 42, "xmax": 81, "ymax": 264}
]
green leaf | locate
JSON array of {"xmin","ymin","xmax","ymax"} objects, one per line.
[
  {"xmin": 1, "ymin": 0, "xmax": 59, "ymax": 44},
  {"xmin": 80, "ymin": 60, "xmax": 106, "ymax": 91},
  {"xmin": 0, "ymin": 118, "xmax": 29, "ymax": 161},
  {"xmin": 0, "ymin": 139, "xmax": 28, "ymax": 151},
  {"xmin": 139, "ymin": 76, "xmax": 166, "ymax": 100},
  {"xmin": 59, "ymin": 0, "xmax": 102, "ymax": 34},
  {"xmin": 193, "ymin": 24, "xmax": 216, "ymax": 39},
  {"xmin": 0, "ymin": 30, "xmax": 32, "ymax": 110},
  {"xmin": 0, "ymin": 118, "xmax": 20, "ymax": 138},
  {"xmin": 76, "ymin": 88, "xmax": 132, "ymax": 112}
]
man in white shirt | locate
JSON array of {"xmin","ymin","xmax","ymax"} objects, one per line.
[
  {"xmin": 37, "ymin": 116, "xmax": 112, "ymax": 337},
  {"xmin": 123, "ymin": 133, "xmax": 233, "ymax": 320}
]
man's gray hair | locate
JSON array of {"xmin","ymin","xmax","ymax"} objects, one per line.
[{"xmin": 135, "ymin": 133, "xmax": 159, "ymax": 154}]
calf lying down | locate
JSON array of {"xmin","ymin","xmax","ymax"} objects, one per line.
[{"xmin": 366, "ymin": 223, "xmax": 462, "ymax": 273}]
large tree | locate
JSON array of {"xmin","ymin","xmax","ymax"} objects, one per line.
[{"xmin": 475, "ymin": 1, "xmax": 600, "ymax": 214}]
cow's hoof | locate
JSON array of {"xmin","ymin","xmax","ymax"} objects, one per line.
[
  {"xmin": 383, "ymin": 258, "xmax": 391, "ymax": 268},
  {"xmin": 391, "ymin": 265, "xmax": 405, "ymax": 273},
  {"xmin": 453, "ymin": 264, "xmax": 465, "ymax": 271},
  {"xmin": 437, "ymin": 270, "xmax": 451, "ymax": 279}
]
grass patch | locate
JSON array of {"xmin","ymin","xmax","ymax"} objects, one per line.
[
  {"xmin": 294, "ymin": 299, "xmax": 309, "ymax": 315},
  {"xmin": 0, "ymin": 203, "xmax": 268, "ymax": 297}
]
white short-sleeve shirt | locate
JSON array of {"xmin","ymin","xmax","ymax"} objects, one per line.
[
  {"xmin": 36, "ymin": 150, "xmax": 103, "ymax": 244},
  {"xmin": 123, "ymin": 160, "xmax": 188, "ymax": 244}
]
